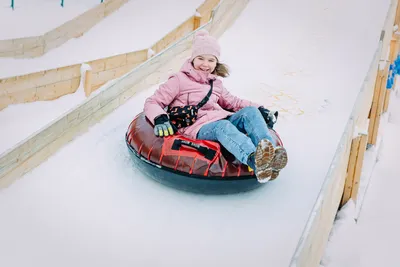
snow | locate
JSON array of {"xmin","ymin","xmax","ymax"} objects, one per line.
[
  {"xmin": 0, "ymin": 0, "xmax": 205, "ymax": 79},
  {"xmin": 0, "ymin": 0, "xmax": 99, "ymax": 39},
  {"xmin": 352, "ymin": 124, "xmax": 369, "ymax": 139},
  {"xmin": 321, "ymin": 88, "xmax": 400, "ymax": 267},
  {"xmin": 379, "ymin": 60, "xmax": 388, "ymax": 70},
  {"xmin": 80, "ymin": 62, "xmax": 92, "ymax": 73},
  {"xmin": 0, "ymin": 0, "xmax": 394, "ymax": 266},
  {"xmin": 147, "ymin": 48, "xmax": 155, "ymax": 59},
  {"xmin": 321, "ymin": 199, "xmax": 360, "ymax": 267}
]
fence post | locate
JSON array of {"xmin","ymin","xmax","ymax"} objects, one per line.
[
  {"xmin": 383, "ymin": 27, "xmax": 400, "ymax": 112},
  {"xmin": 368, "ymin": 59, "xmax": 389, "ymax": 145},
  {"xmin": 341, "ymin": 135, "xmax": 361, "ymax": 206},
  {"xmin": 194, "ymin": 12, "xmax": 202, "ymax": 30},
  {"xmin": 395, "ymin": 0, "xmax": 400, "ymax": 26},
  {"xmin": 341, "ymin": 130, "xmax": 368, "ymax": 207},
  {"xmin": 84, "ymin": 69, "xmax": 93, "ymax": 97}
]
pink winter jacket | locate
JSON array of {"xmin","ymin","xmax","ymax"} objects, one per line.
[{"xmin": 144, "ymin": 59, "xmax": 261, "ymax": 139}]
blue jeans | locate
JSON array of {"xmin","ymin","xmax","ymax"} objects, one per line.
[{"xmin": 197, "ymin": 106, "xmax": 276, "ymax": 167}]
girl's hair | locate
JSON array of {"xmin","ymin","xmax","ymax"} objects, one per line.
[{"xmin": 213, "ymin": 62, "xmax": 230, "ymax": 78}]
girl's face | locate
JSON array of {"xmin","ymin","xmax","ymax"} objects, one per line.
[{"xmin": 192, "ymin": 55, "xmax": 217, "ymax": 73}]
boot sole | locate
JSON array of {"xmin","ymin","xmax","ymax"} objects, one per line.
[
  {"xmin": 270, "ymin": 147, "xmax": 288, "ymax": 181},
  {"xmin": 255, "ymin": 139, "xmax": 275, "ymax": 183}
]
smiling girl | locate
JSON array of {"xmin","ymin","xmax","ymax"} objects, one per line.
[{"xmin": 143, "ymin": 30, "xmax": 287, "ymax": 182}]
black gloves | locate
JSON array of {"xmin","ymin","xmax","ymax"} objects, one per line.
[
  {"xmin": 154, "ymin": 114, "xmax": 176, "ymax": 137},
  {"xmin": 258, "ymin": 106, "xmax": 278, "ymax": 129}
]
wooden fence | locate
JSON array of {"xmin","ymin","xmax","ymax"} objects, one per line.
[
  {"xmin": 0, "ymin": 0, "xmax": 220, "ymax": 111},
  {"xmin": 0, "ymin": 0, "xmax": 128, "ymax": 58}
]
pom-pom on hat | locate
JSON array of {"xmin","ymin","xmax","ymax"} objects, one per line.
[{"xmin": 190, "ymin": 29, "xmax": 221, "ymax": 61}]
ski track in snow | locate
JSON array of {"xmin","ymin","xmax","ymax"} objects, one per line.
[{"xmin": 0, "ymin": 0, "xmax": 392, "ymax": 266}]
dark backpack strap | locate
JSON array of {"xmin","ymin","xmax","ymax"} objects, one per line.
[{"xmin": 197, "ymin": 79, "xmax": 214, "ymax": 109}]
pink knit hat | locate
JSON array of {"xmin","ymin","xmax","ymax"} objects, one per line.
[{"xmin": 190, "ymin": 29, "xmax": 221, "ymax": 61}]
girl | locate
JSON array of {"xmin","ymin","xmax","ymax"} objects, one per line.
[{"xmin": 144, "ymin": 30, "xmax": 287, "ymax": 183}]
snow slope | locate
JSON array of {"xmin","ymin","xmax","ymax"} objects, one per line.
[
  {"xmin": 0, "ymin": 0, "xmax": 204, "ymax": 78},
  {"xmin": 0, "ymin": 0, "xmax": 99, "ymax": 39},
  {"xmin": 0, "ymin": 0, "xmax": 392, "ymax": 266}
]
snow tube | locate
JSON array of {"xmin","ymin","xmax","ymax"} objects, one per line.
[{"xmin": 125, "ymin": 112, "xmax": 284, "ymax": 194}]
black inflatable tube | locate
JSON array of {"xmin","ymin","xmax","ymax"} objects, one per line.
[{"xmin": 125, "ymin": 137, "xmax": 264, "ymax": 195}]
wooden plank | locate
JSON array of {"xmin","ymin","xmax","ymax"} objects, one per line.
[
  {"xmin": 126, "ymin": 49, "xmax": 148, "ymax": 65},
  {"xmin": 104, "ymin": 0, "xmax": 128, "ymax": 17},
  {"xmin": 0, "ymin": 96, "xmax": 11, "ymax": 111},
  {"xmin": 194, "ymin": 14, "xmax": 201, "ymax": 30},
  {"xmin": 114, "ymin": 63, "xmax": 142, "ymax": 79},
  {"xmin": 104, "ymin": 54, "xmax": 128, "ymax": 70},
  {"xmin": 371, "ymin": 63, "xmax": 390, "ymax": 144},
  {"xmin": 196, "ymin": 0, "xmax": 220, "ymax": 25},
  {"xmin": 368, "ymin": 69, "xmax": 385, "ymax": 144},
  {"xmin": 0, "ymin": 65, "xmax": 81, "ymax": 108},
  {"xmin": 88, "ymin": 59, "xmax": 106, "ymax": 72},
  {"xmin": 0, "ymin": 39, "xmax": 15, "ymax": 52},
  {"xmin": 395, "ymin": 0, "xmax": 400, "ymax": 26},
  {"xmin": 35, "ymin": 78, "xmax": 80, "ymax": 101},
  {"xmin": 383, "ymin": 37, "xmax": 398, "ymax": 112},
  {"xmin": 389, "ymin": 38, "xmax": 398, "ymax": 63},
  {"xmin": 351, "ymin": 133, "xmax": 368, "ymax": 202},
  {"xmin": 341, "ymin": 136, "xmax": 361, "ymax": 207},
  {"xmin": 383, "ymin": 86, "xmax": 392, "ymax": 112},
  {"xmin": 84, "ymin": 70, "xmax": 93, "ymax": 97},
  {"xmin": 151, "ymin": 16, "xmax": 195, "ymax": 54}
]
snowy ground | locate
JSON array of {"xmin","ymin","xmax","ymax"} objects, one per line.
[
  {"xmin": 0, "ymin": 0, "xmax": 99, "ymax": 39},
  {"xmin": 0, "ymin": 0, "xmax": 393, "ymax": 266},
  {"xmin": 321, "ymin": 86, "xmax": 400, "ymax": 267},
  {"xmin": 0, "ymin": 0, "xmax": 204, "ymax": 78}
]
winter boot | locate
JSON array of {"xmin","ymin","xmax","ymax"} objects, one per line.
[
  {"xmin": 270, "ymin": 146, "xmax": 288, "ymax": 180},
  {"xmin": 254, "ymin": 139, "xmax": 275, "ymax": 183}
]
